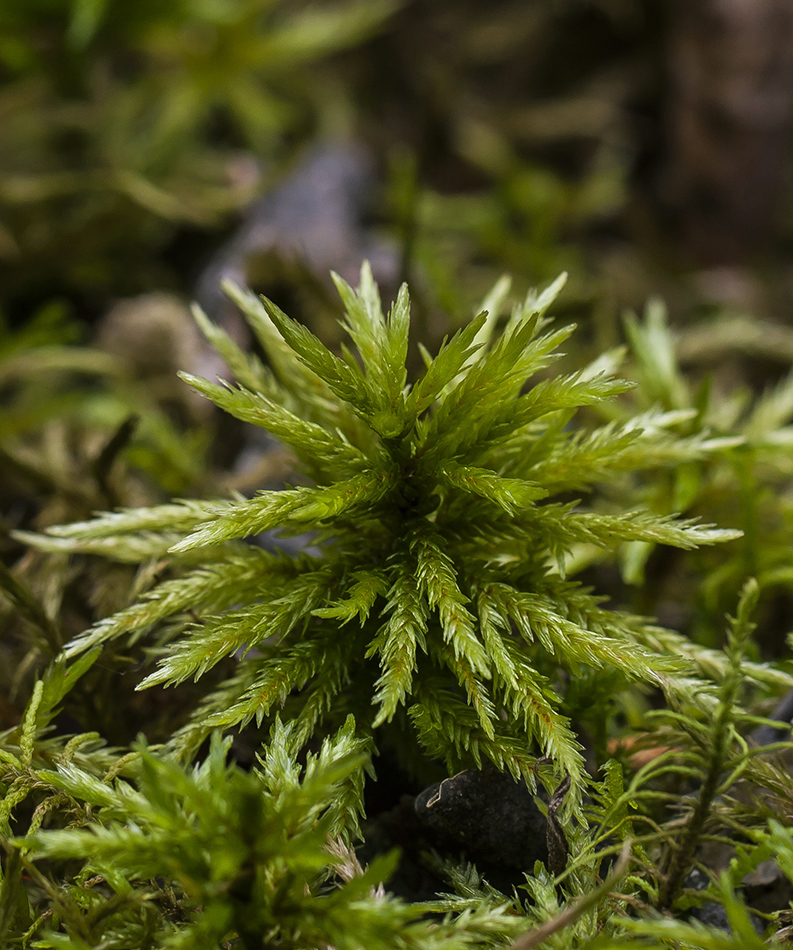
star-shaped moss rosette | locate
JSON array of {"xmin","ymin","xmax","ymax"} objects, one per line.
[{"xmin": 23, "ymin": 265, "xmax": 745, "ymax": 807}]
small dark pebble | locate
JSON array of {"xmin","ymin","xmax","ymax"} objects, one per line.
[
  {"xmin": 359, "ymin": 765, "xmax": 551, "ymax": 900},
  {"xmin": 684, "ymin": 866, "xmax": 770, "ymax": 935},
  {"xmin": 359, "ymin": 795, "xmax": 445, "ymax": 903},
  {"xmin": 684, "ymin": 867, "xmax": 732, "ymax": 931},
  {"xmin": 414, "ymin": 764, "xmax": 548, "ymax": 869},
  {"xmin": 743, "ymin": 859, "xmax": 793, "ymax": 920},
  {"xmin": 413, "ymin": 764, "xmax": 549, "ymax": 892}
]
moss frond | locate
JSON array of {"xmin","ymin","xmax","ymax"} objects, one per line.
[{"xmin": 22, "ymin": 265, "xmax": 747, "ymax": 812}]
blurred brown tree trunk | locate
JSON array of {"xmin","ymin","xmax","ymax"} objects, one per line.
[{"xmin": 663, "ymin": 0, "xmax": 793, "ymax": 264}]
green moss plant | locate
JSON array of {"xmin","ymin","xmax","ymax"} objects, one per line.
[
  {"xmin": 7, "ymin": 580, "xmax": 791, "ymax": 947},
  {"xmin": 0, "ymin": 299, "xmax": 215, "ymax": 735},
  {"xmin": 9, "ymin": 715, "xmax": 525, "ymax": 950},
  {"xmin": 426, "ymin": 581, "xmax": 792, "ymax": 947},
  {"xmin": 619, "ymin": 300, "xmax": 793, "ymax": 625},
  {"xmin": 21, "ymin": 265, "xmax": 748, "ymax": 811}
]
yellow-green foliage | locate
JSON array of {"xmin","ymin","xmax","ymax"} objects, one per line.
[{"xmin": 22, "ymin": 266, "xmax": 754, "ymax": 812}]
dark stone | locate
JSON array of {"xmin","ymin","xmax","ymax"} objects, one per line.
[
  {"xmin": 414, "ymin": 764, "xmax": 549, "ymax": 875},
  {"xmin": 684, "ymin": 866, "xmax": 768, "ymax": 936},
  {"xmin": 743, "ymin": 859, "xmax": 793, "ymax": 919},
  {"xmin": 359, "ymin": 795, "xmax": 445, "ymax": 903},
  {"xmin": 685, "ymin": 867, "xmax": 731, "ymax": 932}
]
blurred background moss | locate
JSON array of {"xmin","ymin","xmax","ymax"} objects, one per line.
[
  {"xmin": 0, "ymin": 0, "xmax": 396, "ymax": 318},
  {"xmin": 5, "ymin": 0, "xmax": 793, "ymax": 702},
  {"xmin": 4, "ymin": 0, "xmax": 793, "ymax": 329}
]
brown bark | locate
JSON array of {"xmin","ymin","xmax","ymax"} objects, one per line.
[{"xmin": 662, "ymin": 0, "xmax": 793, "ymax": 264}]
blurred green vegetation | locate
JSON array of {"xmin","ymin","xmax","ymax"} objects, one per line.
[
  {"xmin": 5, "ymin": 4, "xmax": 793, "ymax": 944},
  {"xmin": 4, "ymin": 0, "xmax": 793, "ymax": 723},
  {"xmin": 0, "ymin": 0, "xmax": 396, "ymax": 315},
  {"xmin": 3, "ymin": 0, "xmax": 793, "ymax": 673},
  {"xmin": 5, "ymin": 0, "xmax": 792, "ymax": 328}
]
